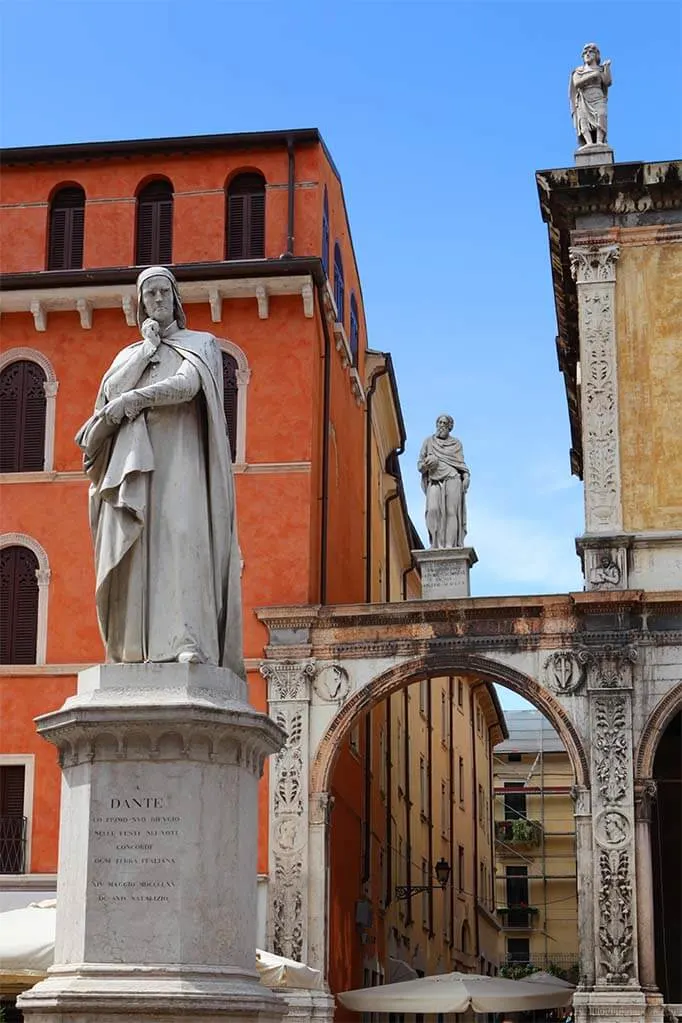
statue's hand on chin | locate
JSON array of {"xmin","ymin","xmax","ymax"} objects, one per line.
[{"xmin": 141, "ymin": 317, "xmax": 162, "ymax": 349}]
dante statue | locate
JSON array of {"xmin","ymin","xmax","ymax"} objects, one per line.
[
  {"xmin": 570, "ymin": 43, "xmax": 612, "ymax": 148},
  {"xmin": 417, "ymin": 415, "xmax": 470, "ymax": 549},
  {"xmin": 76, "ymin": 266, "xmax": 243, "ymax": 676}
]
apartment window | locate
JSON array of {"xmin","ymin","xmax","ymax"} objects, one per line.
[
  {"xmin": 349, "ymin": 293, "xmax": 359, "ymax": 365},
  {"xmin": 0, "ymin": 765, "xmax": 27, "ymax": 872},
  {"xmin": 504, "ymin": 782, "xmax": 527, "ymax": 820},
  {"xmin": 321, "ymin": 186, "xmax": 330, "ymax": 276},
  {"xmin": 478, "ymin": 783, "xmax": 484, "ymax": 826},
  {"xmin": 458, "ymin": 845, "xmax": 465, "ymax": 891},
  {"xmin": 379, "ymin": 726, "xmax": 386, "ymax": 797},
  {"xmin": 47, "ymin": 185, "xmax": 85, "ymax": 270},
  {"xmin": 476, "ymin": 705, "xmax": 483, "ymax": 736},
  {"xmin": 458, "ymin": 756, "xmax": 465, "ymax": 805},
  {"xmin": 457, "ymin": 677, "xmax": 464, "ymax": 708},
  {"xmin": 419, "ymin": 756, "xmax": 427, "ymax": 817},
  {"xmin": 221, "ymin": 352, "xmax": 239, "ymax": 462},
  {"xmin": 419, "ymin": 678, "xmax": 428, "ymax": 717},
  {"xmin": 441, "ymin": 690, "xmax": 449, "ymax": 745},
  {"xmin": 333, "ymin": 243, "xmax": 345, "ymax": 323},
  {"xmin": 226, "ymin": 172, "xmax": 265, "ymax": 259},
  {"xmin": 508, "ymin": 752, "xmax": 522, "ymax": 763},
  {"xmin": 507, "ymin": 937, "xmax": 530, "ymax": 964},
  {"xmin": 0, "ymin": 360, "xmax": 47, "ymax": 473},
  {"xmin": 1, "ymin": 546, "xmax": 39, "ymax": 665},
  {"xmin": 441, "ymin": 780, "xmax": 448, "ymax": 836},
  {"xmin": 479, "ymin": 860, "xmax": 485, "ymax": 901},
  {"xmin": 506, "ymin": 865, "xmax": 530, "ymax": 927},
  {"xmin": 136, "ymin": 178, "xmax": 173, "ymax": 265}
]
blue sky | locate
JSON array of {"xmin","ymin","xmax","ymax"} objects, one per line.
[{"xmin": 2, "ymin": 2, "xmax": 681, "ymax": 708}]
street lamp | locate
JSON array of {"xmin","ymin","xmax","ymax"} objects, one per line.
[{"xmin": 395, "ymin": 858, "xmax": 451, "ymax": 900}]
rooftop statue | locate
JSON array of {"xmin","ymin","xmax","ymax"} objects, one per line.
[
  {"xmin": 76, "ymin": 266, "xmax": 244, "ymax": 676},
  {"xmin": 417, "ymin": 414, "xmax": 470, "ymax": 549},
  {"xmin": 570, "ymin": 43, "xmax": 612, "ymax": 148}
]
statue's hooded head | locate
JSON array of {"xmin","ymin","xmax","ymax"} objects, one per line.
[
  {"xmin": 136, "ymin": 265, "xmax": 187, "ymax": 331},
  {"xmin": 582, "ymin": 42, "xmax": 601, "ymax": 65}
]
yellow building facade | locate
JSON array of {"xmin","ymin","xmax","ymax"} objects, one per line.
[{"xmin": 493, "ymin": 710, "xmax": 578, "ymax": 980}]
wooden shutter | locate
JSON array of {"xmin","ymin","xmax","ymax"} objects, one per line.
[
  {"xmin": 47, "ymin": 187, "xmax": 85, "ymax": 270},
  {"xmin": 0, "ymin": 766, "xmax": 26, "ymax": 874},
  {"xmin": 222, "ymin": 352, "xmax": 238, "ymax": 462},
  {"xmin": 350, "ymin": 295, "xmax": 359, "ymax": 365},
  {"xmin": 226, "ymin": 174, "xmax": 265, "ymax": 259},
  {"xmin": 0, "ymin": 546, "xmax": 39, "ymax": 664},
  {"xmin": 321, "ymin": 190, "xmax": 330, "ymax": 276},
  {"xmin": 334, "ymin": 244, "xmax": 344, "ymax": 323},
  {"xmin": 136, "ymin": 180, "xmax": 173, "ymax": 265},
  {"xmin": 0, "ymin": 766, "xmax": 25, "ymax": 816},
  {"xmin": 0, "ymin": 360, "xmax": 47, "ymax": 472}
]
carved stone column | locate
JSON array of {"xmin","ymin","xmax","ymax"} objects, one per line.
[
  {"xmin": 307, "ymin": 791, "xmax": 333, "ymax": 975},
  {"xmin": 571, "ymin": 785, "xmax": 596, "ymax": 988},
  {"xmin": 569, "ymin": 243, "xmax": 622, "ymax": 537},
  {"xmin": 634, "ymin": 780, "xmax": 658, "ymax": 991},
  {"xmin": 261, "ymin": 660, "xmax": 316, "ymax": 963}
]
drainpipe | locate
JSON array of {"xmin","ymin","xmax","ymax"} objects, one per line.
[
  {"xmin": 286, "ymin": 137, "xmax": 295, "ymax": 256},
  {"xmin": 469, "ymin": 683, "xmax": 481, "ymax": 964},
  {"xmin": 488, "ymin": 725, "xmax": 495, "ymax": 914},
  {"xmin": 384, "ymin": 490, "xmax": 400, "ymax": 602},
  {"xmin": 365, "ymin": 365, "xmax": 389, "ymax": 602},
  {"xmin": 403, "ymin": 684, "xmax": 412, "ymax": 926},
  {"xmin": 311, "ymin": 273, "xmax": 332, "ymax": 604}
]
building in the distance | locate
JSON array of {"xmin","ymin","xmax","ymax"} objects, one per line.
[{"xmin": 493, "ymin": 710, "xmax": 578, "ymax": 980}]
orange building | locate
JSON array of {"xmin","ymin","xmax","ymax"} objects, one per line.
[{"xmin": 0, "ymin": 127, "xmax": 382, "ymax": 907}]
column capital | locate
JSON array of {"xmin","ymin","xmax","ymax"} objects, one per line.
[
  {"xmin": 260, "ymin": 660, "xmax": 316, "ymax": 703},
  {"xmin": 569, "ymin": 242, "xmax": 621, "ymax": 284},
  {"xmin": 634, "ymin": 779, "xmax": 657, "ymax": 822}
]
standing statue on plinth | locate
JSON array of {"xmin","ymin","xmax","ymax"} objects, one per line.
[
  {"xmin": 570, "ymin": 43, "xmax": 612, "ymax": 148},
  {"xmin": 76, "ymin": 266, "xmax": 244, "ymax": 676},
  {"xmin": 417, "ymin": 414, "xmax": 470, "ymax": 549}
]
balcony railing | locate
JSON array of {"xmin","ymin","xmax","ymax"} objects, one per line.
[
  {"xmin": 495, "ymin": 818, "xmax": 542, "ymax": 846},
  {"xmin": 496, "ymin": 905, "xmax": 539, "ymax": 929},
  {"xmin": 0, "ymin": 816, "xmax": 27, "ymax": 873}
]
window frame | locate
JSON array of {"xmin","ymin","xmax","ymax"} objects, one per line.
[
  {"xmin": 0, "ymin": 534, "xmax": 50, "ymax": 665},
  {"xmin": 225, "ymin": 172, "xmax": 266, "ymax": 260},
  {"xmin": 333, "ymin": 242, "xmax": 345, "ymax": 324},
  {"xmin": 321, "ymin": 187, "xmax": 330, "ymax": 277},
  {"xmin": 47, "ymin": 185, "xmax": 85, "ymax": 271},
  {"xmin": 216, "ymin": 340, "xmax": 250, "ymax": 466},
  {"xmin": 135, "ymin": 178, "xmax": 174, "ymax": 266},
  {"xmin": 0, "ymin": 351, "xmax": 58, "ymax": 475},
  {"xmin": 0, "ymin": 754, "xmax": 35, "ymax": 874}
]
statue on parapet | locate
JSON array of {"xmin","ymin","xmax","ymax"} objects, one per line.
[
  {"xmin": 570, "ymin": 43, "xmax": 612, "ymax": 148},
  {"xmin": 417, "ymin": 414, "xmax": 470, "ymax": 549},
  {"xmin": 76, "ymin": 266, "xmax": 244, "ymax": 677}
]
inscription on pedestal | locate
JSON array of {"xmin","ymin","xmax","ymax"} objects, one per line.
[
  {"xmin": 90, "ymin": 794, "xmax": 181, "ymax": 907},
  {"xmin": 413, "ymin": 547, "xmax": 477, "ymax": 599}
]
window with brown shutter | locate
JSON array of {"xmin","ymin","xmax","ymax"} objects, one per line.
[
  {"xmin": 226, "ymin": 173, "xmax": 265, "ymax": 259},
  {"xmin": 0, "ymin": 546, "xmax": 39, "ymax": 665},
  {"xmin": 0, "ymin": 360, "xmax": 47, "ymax": 472},
  {"xmin": 222, "ymin": 351, "xmax": 238, "ymax": 462},
  {"xmin": 0, "ymin": 765, "xmax": 26, "ymax": 873},
  {"xmin": 349, "ymin": 293, "xmax": 359, "ymax": 366},
  {"xmin": 321, "ymin": 187, "xmax": 330, "ymax": 276},
  {"xmin": 47, "ymin": 186, "xmax": 85, "ymax": 270},
  {"xmin": 333, "ymin": 243, "xmax": 345, "ymax": 324},
  {"xmin": 136, "ymin": 179, "xmax": 173, "ymax": 265}
]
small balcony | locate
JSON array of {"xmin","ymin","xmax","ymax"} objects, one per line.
[
  {"xmin": 495, "ymin": 818, "xmax": 542, "ymax": 851},
  {"xmin": 496, "ymin": 904, "xmax": 539, "ymax": 929},
  {"xmin": 0, "ymin": 816, "xmax": 27, "ymax": 873}
]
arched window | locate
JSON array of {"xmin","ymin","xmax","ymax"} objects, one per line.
[
  {"xmin": 0, "ymin": 360, "xmax": 47, "ymax": 472},
  {"xmin": 333, "ymin": 243, "xmax": 345, "ymax": 324},
  {"xmin": 222, "ymin": 351, "xmax": 238, "ymax": 463},
  {"xmin": 136, "ymin": 179, "xmax": 173, "ymax": 265},
  {"xmin": 226, "ymin": 173, "xmax": 266, "ymax": 260},
  {"xmin": 349, "ymin": 293, "xmax": 359, "ymax": 366},
  {"xmin": 321, "ymin": 187, "xmax": 330, "ymax": 277},
  {"xmin": 47, "ymin": 186, "xmax": 85, "ymax": 270},
  {"xmin": 0, "ymin": 546, "xmax": 39, "ymax": 664}
]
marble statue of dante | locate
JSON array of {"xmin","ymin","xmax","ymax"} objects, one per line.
[
  {"xmin": 417, "ymin": 414, "xmax": 470, "ymax": 549},
  {"xmin": 569, "ymin": 43, "xmax": 612, "ymax": 147},
  {"xmin": 76, "ymin": 266, "xmax": 244, "ymax": 676}
]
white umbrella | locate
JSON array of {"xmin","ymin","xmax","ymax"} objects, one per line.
[
  {"xmin": 337, "ymin": 970, "xmax": 573, "ymax": 1014},
  {"xmin": 526, "ymin": 970, "xmax": 575, "ymax": 990},
  {"xmin": 0, "ymin": 901, "xmax": 322, "ymax": 992}
]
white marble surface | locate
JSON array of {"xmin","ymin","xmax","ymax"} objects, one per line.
[{"xmin": 413, "ymin": 546, "xmax": 477, "ymax": 599}]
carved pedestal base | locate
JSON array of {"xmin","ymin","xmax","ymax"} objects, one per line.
[
  {"xmin": 573, "ymin": 988, "xmax": 647, "ymax": 1022},
  {"xmin": 413, "ymin": 546, "xmax": 477, "ymax": 599},
  {"xmin": 18, "ymin": 663, "xmax": 286, "ymax": 1023},
  {"xmin": 575, "ymin": 143, "xmax": 614, "ymax": 166}
]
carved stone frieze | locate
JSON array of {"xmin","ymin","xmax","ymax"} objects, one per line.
[
  {"xmin": 598, "ymin": 849, "xmax": 635, "ymax": 984},
  {"xmin": 593, "ymin": 696, "xmax": 629, "ymax": 804},
  {"xmin": 634, "ymin": 779, "xmax": 657, "ymax": 823},
  {"xmin": 260, "ymin": 660, "xmax": 316, "ymax": 702},
  {"xmin": 543, "ymin": 649, "xmax": 589, "ymax": 694},
  {"xmin": 583, "ymin": 545, "xmax": 628, "ymax": 591},
  {"xmin": 587, "ymin": 644, "xmax": 638, "ymax": 691},
  {"xmin": 595, "ymin": 809, "xmax": 631, "ymax": 849},
  {"xmin": 570, "ymin": 242, "xmax": 622, "ymax": 534}
]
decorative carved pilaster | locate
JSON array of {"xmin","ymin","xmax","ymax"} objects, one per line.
[
  {"xmin": 261, "ymin": 661, "xmax": 315, "ymax": 962},
  {"xmin": 587, "ymin": 644, "xmax": 638, "ymax": 691},
  {"xmin": 590, "ymin": 691, "xmax": 638, "ymax": 987},
  {"xmin": 570, "ymin": 243, "xmax": 622, "ymax": 535}
]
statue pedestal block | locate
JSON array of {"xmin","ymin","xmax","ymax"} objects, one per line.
[
  {"xmin": 575, "ymin": 142, "xmax": 614, "ymax": 166},
  {"xmin": 412, "ymin": 547, "xmax": 477, "ymax": 599},
  {"xmin": 18, "ymin": 664, "xmax": 286, "ymax": 1023}
]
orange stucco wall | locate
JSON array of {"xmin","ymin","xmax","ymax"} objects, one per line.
[{"xmin": 1, "ymin": 136, "xmax": 372, "ymax": 890}]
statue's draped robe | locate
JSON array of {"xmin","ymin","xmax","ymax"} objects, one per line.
[
  {"xmin": 418, "ymin": 434, "xmax": 469, "ymax": 548},
  {"xmin": 569, "ymin": 65, "xmax": 610, "ymax": 142},
  {"xmin": 76, "ymin": 326, "xmax": 244, "ymax": 676}
]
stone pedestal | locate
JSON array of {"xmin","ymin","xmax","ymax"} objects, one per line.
[
  {"xmin": 575, "ymin": 143, "xmax": 614, "ymax": 166},
  {"xmin": 18, "ymin": 663, "xmax": 287, "ymax": 1023},
  {"xmin": 412, "ymin": 546, "xmax": 477, "ymax": 599}
]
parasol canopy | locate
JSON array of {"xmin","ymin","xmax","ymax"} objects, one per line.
[{"xmin": 337, "ymin": 970, "xmax": 573, "ymax": 1013}]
